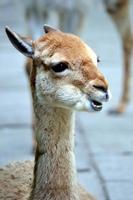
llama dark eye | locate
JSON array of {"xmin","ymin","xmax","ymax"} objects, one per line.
[
  {"xmin": 51, "ymin": 62, "xmax": 68, "ymax": 73},
  {"xmin": 97, "ymin": 56, "xmax": 100, "ymax": 63}
]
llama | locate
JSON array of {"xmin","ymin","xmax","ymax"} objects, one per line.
[
  {"xmin": 24, "ymin": 0, "xmax": 132, "ymax": 150},
  {"xmin": 0, "ymin": 25, "xmax": 110, "ymax": 200},
  {"xmin": 103, "ymin": 0, "xmax": 132, "ymax": 114}
]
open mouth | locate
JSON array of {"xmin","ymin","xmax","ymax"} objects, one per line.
[{"xmin": 91, "ymin": 100, "xmax": 103, "ymax": 111}]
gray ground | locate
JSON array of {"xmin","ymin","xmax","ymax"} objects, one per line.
[{"xmin": 0, "ymin": 1, "xmax": 133, "ymax": 200}]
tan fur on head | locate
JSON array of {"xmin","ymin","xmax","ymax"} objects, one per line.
[
  {"xmin": 30, "ymin": 30, "xmax": 110, "ymax": 112},
  {"xmin": 5, "ymin": 25, "xmax": 111, "ymax": 112}
]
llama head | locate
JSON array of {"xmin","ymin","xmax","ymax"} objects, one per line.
[{"xmin": 5, "ymin": 25, "xmax": 111, "ymax": 112}]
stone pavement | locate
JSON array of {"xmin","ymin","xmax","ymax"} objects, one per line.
[{"xmin": 0, "ymin": 1, "xmax": 133, "ymax": 200}]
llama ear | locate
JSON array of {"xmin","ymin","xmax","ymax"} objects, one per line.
[
  {"xmin": 43, "ymin": 24, "xmax": 60, "ymax": 33},
  {"xmin": 5, "ymin": 26, "xmax": 34, "ymax": 58}
]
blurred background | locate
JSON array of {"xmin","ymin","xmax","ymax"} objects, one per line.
[{"xmin": 0, "ymin": 0, "xmax": 133, "ymax": 199}]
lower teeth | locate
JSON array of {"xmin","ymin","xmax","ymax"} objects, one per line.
[{"xmin": 91, "ymin": 101, "xmax": 102, "ymax": 111}]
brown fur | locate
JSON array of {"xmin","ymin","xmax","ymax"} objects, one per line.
[{"xmin": 0, "ymin": 161, "xmax": 95, "ymax": 200}]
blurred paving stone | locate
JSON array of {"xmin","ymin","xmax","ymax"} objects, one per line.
[
  {"xmin": 77, "ymin": 112, "xmax": 133, "ymax": 133},
  {"xmin": 0, "ymin": 1, "xmax": 27, "ymax": 49},
  {"xmin": 85, "ymin": 130, "xmax": 133, "ymax": 155},
  {"xmin": 0, "ymin": 90, "xmax": 32, "ymax": 125},
  {"xmin": 0, "ymin": 53, "xmax": 27, "ymax": 89},
  {"xmin": 106, "ymin": 181, "xmax": 133, "ymax": 200},
  {"xmin": 94, "ymin": 155, "xmax": 133, "ymax": 181},
  {"xmin": 77, "ymin": 111, "xmax": 133, "ymax": 199},
  {"xmin": 0, "ymin": 127, "xmax": 33, "ymax": 166},
  {"xmin": 78, "ymin": 172, "xmax": 105, "ymax": 200},
  {"xmin": 75, "ymin": 131, "xmax": 90, "ymax": 170}
]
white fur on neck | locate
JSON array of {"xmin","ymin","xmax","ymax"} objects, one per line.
[{"xmin": 31, "ymin": 103, "xmax": 79, "ymax": 199}]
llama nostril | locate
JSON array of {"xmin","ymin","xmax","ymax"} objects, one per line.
[
  {"xmin": 106, "ymin": 92, "xmax": 109, "ymax": 100},
  {"xmin": 93, "ymin": 85, "xmax": 107, "ymax": 93}
]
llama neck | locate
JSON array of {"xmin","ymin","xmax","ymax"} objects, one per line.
[{"xmin": 30, "ymin": 101, "xmax": 79, "ymax": 199}]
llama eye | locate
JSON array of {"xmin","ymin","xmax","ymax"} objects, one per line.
[{"xmin": 51, "ymin": 62, "xmax": 68, "ymax": 73}]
